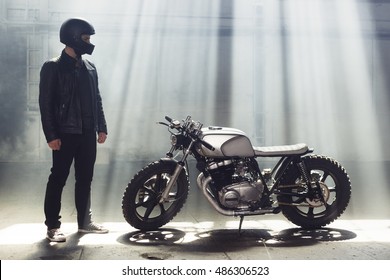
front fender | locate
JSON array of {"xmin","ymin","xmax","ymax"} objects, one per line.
[
  {"xmin": 159, "ymin": 158, "xmax": 189, "ymax": 176},
  {"xmin": 159, "ymin": 157, "xmax": 179, "ymax": 165}
]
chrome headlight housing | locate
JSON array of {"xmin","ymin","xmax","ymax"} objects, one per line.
[{"xmin": 170, "ymin": 134, "xmax": 178, "ymax": 146}]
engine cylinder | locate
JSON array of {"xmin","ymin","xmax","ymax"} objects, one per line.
[{"xmin": 207, "ymin": 160, "xmax": 234, "ymax": 190}]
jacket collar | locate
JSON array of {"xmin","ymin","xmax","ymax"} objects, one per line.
[{"xmin": 59, "ymin": 49, "xmax": 83, "ymax": 71}]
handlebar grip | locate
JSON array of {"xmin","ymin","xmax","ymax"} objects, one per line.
[{"xmin": 165, "ymin": 116, "xmax": 172, "ymax": 122}]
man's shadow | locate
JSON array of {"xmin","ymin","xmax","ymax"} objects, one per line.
[{"xmin": 27, "ymin": 232, "xmax": 88, "ymax": 260}]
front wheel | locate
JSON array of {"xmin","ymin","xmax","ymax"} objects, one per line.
[
  {"xmin": 277, "ymin": 155, "xmax": 351, "ymax": 229},
  {"xmin": 122, "ymin": 160, "xmax": 189, "ymax": 231}
]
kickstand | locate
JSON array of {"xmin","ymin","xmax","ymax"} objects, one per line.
[{"xmin": 238, "ymin": 215, "xmax": 244, "ymax": 236}]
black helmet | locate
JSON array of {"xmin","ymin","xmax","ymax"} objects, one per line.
[{"xmin": 60, "ymin": 18, "xmax": 95, "ymax": 55}]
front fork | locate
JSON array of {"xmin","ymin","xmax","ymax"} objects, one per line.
[{"xmin": 158, "ymin": 141, "xmax": 194, "ymax": 203}]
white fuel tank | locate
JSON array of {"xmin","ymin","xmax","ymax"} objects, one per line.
[{"xmin": 197, "ymin": 126, "xmax": 255, "ymax": 158}]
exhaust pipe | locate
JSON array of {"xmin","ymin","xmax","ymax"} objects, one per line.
[{"xmin": 196, "ymin": 173, "xmax": 235, "ymax": 216}]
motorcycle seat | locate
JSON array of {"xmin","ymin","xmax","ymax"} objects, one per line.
[{"xmin": 253, "ymin": 143, "xmax": 309, "ymax": 157}]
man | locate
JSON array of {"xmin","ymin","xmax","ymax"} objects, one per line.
[{"xmin": 39, "ymin": 18, "xmax": 108, "ymax": 242}]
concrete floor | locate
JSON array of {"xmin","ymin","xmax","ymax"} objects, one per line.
[{"xmin": 1, "ymin": 161, "xmax": 390, "ymax": 260}]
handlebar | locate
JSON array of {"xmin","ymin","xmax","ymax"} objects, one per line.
[{"xmin": 162, "ymin": 115, "xmax": 215, "ymax": 151}]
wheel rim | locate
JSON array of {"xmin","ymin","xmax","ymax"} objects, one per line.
[
  {"xmin": 289, "ymin": 168, "xmax": 338, "ymax": 219},
  {"xmin": 135, "ymin": 173, "xmax": 178, "ymax": 221}
]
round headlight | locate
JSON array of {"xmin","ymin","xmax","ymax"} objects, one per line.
[{"xmin": 170, "ymin": 135, "xmax": 177, "ymax": 146}]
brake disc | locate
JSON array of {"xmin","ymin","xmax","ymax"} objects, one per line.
[{"xmin": 306, "ymin": 181, "xmax": 330, "ymax": 207}]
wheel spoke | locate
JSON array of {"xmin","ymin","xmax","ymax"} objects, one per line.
[
  {"xmin": 135, "ymin": 186, "xmax": 156, "ymax": 208},
  {"xmin": 321, "ymin": 171, "xmax": 330, "ymax": 183},
  {"xmin": 135, "ymin": 199, "xmax": 150, "ymax": 208},
  {"xmin": 307, "ymin": 207, "xmax": 314, "ymax": 219},
  {"xmin": 143, "ymin": 200, "xmax": 158, "ymax": 220},
  {"xmin": 154, "ymin": 173, "xmax": 164, "ymax": 192},
  {"xmin": 136, "ymin": 180, "xmax": 168, "ymax": 220},
  {"xmin": 159, "ymin": 203, "xmax": 166, "ymax": 214},
  {"xmin": 324, "ymin": 202, "xmax": 331, "ymax": 210},
  {"xmin": 140, "ymin": 185, "xmax": 156, "ymax": 195}
]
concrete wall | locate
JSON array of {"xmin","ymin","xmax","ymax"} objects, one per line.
[{"xmin": 1, "ymin": 0, "xmax": 390, "ymax": 163}]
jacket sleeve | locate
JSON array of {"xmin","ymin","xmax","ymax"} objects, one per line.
[
  {"xmin": 95, "ymin": 70, "xmax": 108, "ymax": 135},
  {"xmin": 39, "ymin": 61, "xmax": 59, "ymax": 143}
]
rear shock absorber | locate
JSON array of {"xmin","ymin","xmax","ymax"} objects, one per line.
[
  {"xmin": 297, "ymin": 160, "xmax": 311, "ymax": 184},
  {"xmin": 297, "ymin": 159, "xmax": 325, "ymax": 202}
]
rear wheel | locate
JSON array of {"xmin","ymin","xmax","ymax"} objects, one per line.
[
  {"xmin": 122, "ymin": 160, "xmax": 189, "ymax": 231},
  {"xmin": 277, "ymin": 155, "xmax": 351, "ymax": 229}
]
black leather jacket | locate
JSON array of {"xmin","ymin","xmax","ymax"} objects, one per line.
[{"xmin": 39, "ymin": 50, "xmax": 107, "ymax": 143}]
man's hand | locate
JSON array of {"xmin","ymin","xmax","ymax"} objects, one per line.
[
  {"xmin": 48, "ymin": 139, "xmax": 61, "ymax": 150},
  {"xmin": 98, "ymin": 132, "xmax": 107, "ymax": 144}
]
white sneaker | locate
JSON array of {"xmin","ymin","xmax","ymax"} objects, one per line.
[
  {"xmin": 78, "ymin": 222, "xmax": 109, "ymax": 234},
  {"xmin": 46, "ymin": 228, "xmax": 66, "ymax": 242}
]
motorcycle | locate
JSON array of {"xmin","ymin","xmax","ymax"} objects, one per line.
[{"xmin": 122, "ymin": 116, "xmax": 351, "ymax": 232}]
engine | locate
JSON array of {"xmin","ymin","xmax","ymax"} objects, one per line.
[{"xmin": 206, "ymin": 159, "xmax": 264, "ymax": 209}]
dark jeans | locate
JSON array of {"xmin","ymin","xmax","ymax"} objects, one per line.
[{"xmin": 44, "ymin": 132, "xmax": 97, "ymax": 230}]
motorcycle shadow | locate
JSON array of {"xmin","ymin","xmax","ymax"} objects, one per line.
[{"xmin": 117, "ymin": 227, "xmax": 357, "ymax": 252}]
